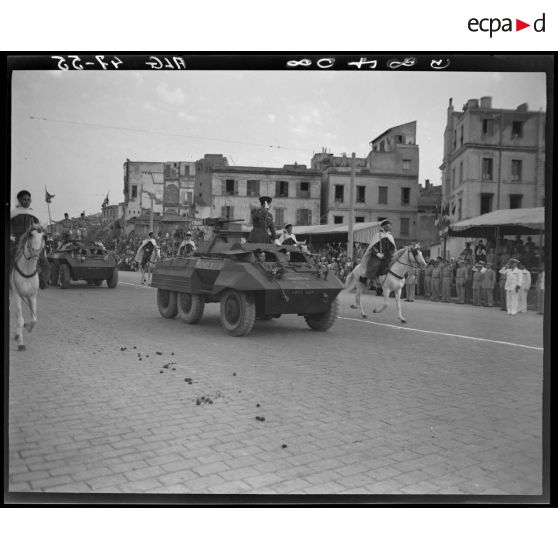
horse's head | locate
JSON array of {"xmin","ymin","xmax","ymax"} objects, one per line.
[
  {"xmin": 18, "ymin": 225, "xmax": 46, "ymax": 259},
  {"xmin": 409, "ymin": 242, "xmax": 427, "ymax": 267}
]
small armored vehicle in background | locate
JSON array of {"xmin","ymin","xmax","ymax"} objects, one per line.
[
  {"xmin": 150, "ymin": 218, "xmax": 343, "ymax": 336},
  {"xmin": 48, "ymin": 240, "xmax": 118, "ymax": 289}
]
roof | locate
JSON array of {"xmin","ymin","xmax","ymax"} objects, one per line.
[{"xmin": 448, "ymin": 207, "xmax": 545, "ymax": 237}]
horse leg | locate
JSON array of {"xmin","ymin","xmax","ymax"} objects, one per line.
[
  {"xmin": 24, "ymin": 295, "xmax": 38, "ymax": 333},
  {"xmin": 394, "ymin": 287, "xmax": 406, "ymax": 323},
  {"xmin": 14, "ymin": 295, "xmax": 26, "ymax": 350},
  {"xmin": 372, "ymin": 281, "xmax": 388, "ymax": 314}
]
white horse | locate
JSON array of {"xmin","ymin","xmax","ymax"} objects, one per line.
[
  {"xmin": 345, "ymin": 243, "xmax": 427, "ymax": 323},
  {"xmin": 140, "ymin": 246, "xmax": 160, "ymax": 286},
  {"xmin": 9, "ymin": 225, "xmax": 46, "ymax": 351}
]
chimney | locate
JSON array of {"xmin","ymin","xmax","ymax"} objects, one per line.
[
  {"xmin": 467, "ymin": 99, "xmax": 479, "ymax": 109},
  {"xmin": 480, "ymin": 96, "xmax": 492, "ymax": 108}
]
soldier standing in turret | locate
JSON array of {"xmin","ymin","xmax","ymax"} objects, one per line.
[{"xmin": 248, "ymin": 196, "xmax": 276, "ymax": 243}]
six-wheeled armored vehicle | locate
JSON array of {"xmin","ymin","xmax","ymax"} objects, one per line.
[
  {"xmin": 150, "ymin": 219, "xmax": 343, "ymax": 336},
  {"xmin": 48, "ymin": 240, "xmax": 118, "ymax": 289}
]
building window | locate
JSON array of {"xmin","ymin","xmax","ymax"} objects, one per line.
[
  {"xmin": 459, "ymin": 161, "xmax": 464, "ymax": 184},
  {"xmin": 482, "ymin": 158, "xmax": 493, "ymax": 180},
  {"xmin": 480, "ymin": 193, "xmax": 494, "ymax": 214},
  {"xmin": 297, "ymin": 208, "xmax": 312, "ymax": 226},
  {"xmin": 356, "ymin": 186, "xmax": 366, "ymax": 203},
  {"xmin": 247, "ymin": 180, "xmax": 260, "ymax": 197},
  {"xmin": 395, "ymin": 134, "xmax": 404, "ymax": 144},
  {"xmin": 379, "ymin": 140, "xmax": 385, "ymax": 152},
  {"xmin": 356, "ymin": 216, "xmax": 365, "ymax": 223},
  {"xmin": 401, "ymin": 187, "xmax": 410, "ymax": 205},
  {"xmin": 451, "ymin": 168, "xmax": 456, "ymax": 189},
  {"xmin": 482, "ymin": 119, "xmax": 494, "ymax": 136},
  {"xmin": 453, "ymin": 130, "xmax": 457, "ymax": 150},
  {"xmin": 458, "ymin": 198, "xmax": 463, "ymax": 221},
  {"xmin": 509, "ymin": 194, "xmax": 523, "ymax": 209},
  {"xmin": 221, "ymin": 206, "xmax": 234, "ymax": 219},
  {"xmin": 225, "ymin": 179, "xmax": 235, "ymax": 195},
  {"xmin": 511, "ymin": 160, "xmax": 522, "ymax": 181},
  {"xmin": 400, "ymin": 218, "xmax": 410, "ymax": 236},
  {"xmin": 274, "ymin": 207, "xmax": 284, "ymax": 227},
  {"xmin": 334, "ymin": 184, "xmax": 344, "ymax": 203},
  {"xmin": 460, "ymin": 126, "xmax": 463, "ymax": 147},
  {"xmin": 132, "ymin": 185, "xmax": 137, "ymax": 198},
  {"xmin": 276, "ymin": 181, "xmax": 289, "ymax": 197},
  {"xmin": 378, "ymin": 186, "xmax": 388, "ymax": 204},
  {"xmin": 512, "ymin": 121, "xmax": 523, "ymax": 138},
  {"xmin": 333, "ymin": 215, "xmax": 343, "ymax": 224},
  {"xmin": 124, "ymin": 185, "xmax": 129, "ymax": 197},
  {"xmin": 402, "ymin": 159, "xmax": 411, "ymax": 171},
  {"xmin": 299, "ymin": 181, "xmax": 310, "ymax": 198}
]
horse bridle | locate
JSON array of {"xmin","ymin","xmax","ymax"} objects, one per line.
[
  {"xmin": 13, "ymin": 231, "xmax": 44, "ymax": 279},
  {"xmin": 393, "ymin": 245, "xmax": 423, "ymax": 270},
  {"xmin": 23, "ymin": 231, "xmax": 45, "ymax": 260}
]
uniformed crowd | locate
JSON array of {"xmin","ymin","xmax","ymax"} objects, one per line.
[{"xmin": 415, "ymin": 238, "xmax": 544, "ymax": 315}]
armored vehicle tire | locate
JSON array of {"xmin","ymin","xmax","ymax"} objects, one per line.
[
  {"xmin": 304, "ymin": 298, "xmax": 339, "ymax": 331},
  {"xmin": 106, "ymin": 268, "xmax": 118, "ymax": 288},
  {"xmin": 59, "ymin": 264, "xmax": 71, "ymax": 289},
  {"xmin": 220, "ymin": 289, "xmax": 256, "ymax": 337},
  {"xmin": 177, "ymin": 293, "xmax": 205, "ymax": 324},
  {"xmin": 157, "ymin": 289, "xmax": 178, "ymax": 319}
]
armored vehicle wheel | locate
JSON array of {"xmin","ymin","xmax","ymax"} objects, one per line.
[
  {"xmin": 220, "ymin": 289, "xmax": 256, "ymax": 337},
  {"xmin": 304, "ymin": 298, "xmax": 338, "ymax": 331},
  {"xmin": 177, "ymin": 293, "xmax": 205, "ymax": 324},
  {"xmin": 59, "ymin": 264, "xmax": 71, "ymax": 289},
  {"xmin": 106, "ymin": 268, "xmax": 118, "ymax": 288},
  {"xmin": 157, "ymin": 289, "xmax": 178, "ymax": 319}
]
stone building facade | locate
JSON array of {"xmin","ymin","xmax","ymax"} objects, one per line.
[
  {"xmin": 194, "ymin": 155, "xmax": 322, "ymax": 230},
  {"xmin": 317, "ymin": 121, "xmax": 420, "ymax": 242},
  {"xmin": 440, "ymin": 97, "xmax": 546, "ymax": 220}
]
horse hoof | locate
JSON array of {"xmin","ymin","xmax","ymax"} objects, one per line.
[
  {"xmin": 18, "ymin": 345, "xmax": 27, "ymax": 351},
  {"xmin": 372, "ymin": 309, "xmax": 377, "ymax": 313},
  {"xmin": 361, "ymin": 314, "xmax": 367, "ymax": 319},
  {"xmin": 401, "ymin": 319, "xmax": 407, "ymax": 324},
  {"xmin": 350, "ymin": 304, "xmax": 358, "ymax": 309}
]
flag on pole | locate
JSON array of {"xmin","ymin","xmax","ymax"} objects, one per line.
[
  {"xmin": 102, "ymin": 192, "xmax": 109, "ymax": 209},
  {"xmin": 45, "ymin": 189, "xmax": 55, "ymax": 203}
]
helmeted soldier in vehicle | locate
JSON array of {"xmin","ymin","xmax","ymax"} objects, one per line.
[
  {"xmin": 248, "ymin": 196, "xmax": 276, "ymax": 244},
  {"xmin": 360, "ymin": 219, "xmax": 396, "ymax": 287}
]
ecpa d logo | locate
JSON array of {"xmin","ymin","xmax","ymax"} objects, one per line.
[{"xmin": 468, "ymin": 13, "xmax": 545, "ymax": 37}]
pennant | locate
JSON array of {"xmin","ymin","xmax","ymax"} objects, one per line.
[
  {"xmin": 45, "ymin": 189, "xmax": 55, "ymax": 203},
  {"xmin": 102, "ymin": 193, "xmax": 109, "ymax": 209}
]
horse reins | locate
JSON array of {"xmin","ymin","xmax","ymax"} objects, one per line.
[{"xmin": 388, "ymin": 246, "xmax": 422, "ymax": 279}]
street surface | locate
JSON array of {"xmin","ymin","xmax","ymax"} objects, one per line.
[{"xmin": 7, "ymin": 271, "xmax": 545, "ymax": 498}]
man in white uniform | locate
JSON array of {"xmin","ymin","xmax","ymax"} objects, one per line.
[
  {"xmin": 277, "ymin": 223, "xmax": 298, "ymax": 246},
  {"xmin": 499, "ymin": 258, "xmax": 523, "ymax": 316}
]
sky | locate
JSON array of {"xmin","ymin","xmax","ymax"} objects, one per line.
[{"xmin": 11, "ymin": 68, "xmax": 547, "ymax": 224}]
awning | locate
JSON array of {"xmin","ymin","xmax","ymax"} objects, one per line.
[
  {"xmin": 290, "ymin": 222, "xmax": 382, "ymax": 244},
  {"xmin": 448, "ymin": 207, "xmax": 545, "ymax": 238}
]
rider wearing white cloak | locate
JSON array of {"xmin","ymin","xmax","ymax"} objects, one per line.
[{"xmin": 360, "ymin": 219, "xmax": 396, "ymax": 286}]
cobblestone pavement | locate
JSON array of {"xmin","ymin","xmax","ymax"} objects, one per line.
[{"xmin": 7, "ymin": 271, "xmax": 545, "ymax": 500}]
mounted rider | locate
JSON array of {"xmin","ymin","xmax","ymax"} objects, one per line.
[
  {"xmin": 360, "ymin": 219, "xmax": 396, "ymax": 287},
  {"xmin": 135, "ymin": 231, "xmax": 159, "ymax": 269},
  {"xmin": 10, "ymin": 189, "xmax": 50, "ymax": 288}
]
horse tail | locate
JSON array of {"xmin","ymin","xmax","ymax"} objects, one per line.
[{"xmin": 344, "ymin": 270, "xmax": 356, "ymax": 292}]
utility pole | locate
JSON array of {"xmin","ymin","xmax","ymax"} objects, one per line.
[{"xmin": 348, "ymin": 153, "xmax": 356, "ymax": 261}]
